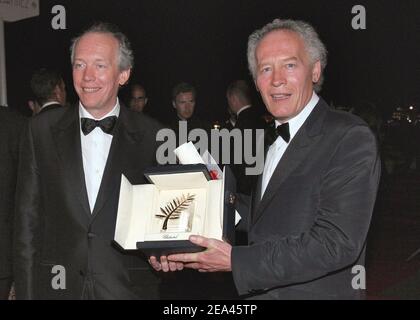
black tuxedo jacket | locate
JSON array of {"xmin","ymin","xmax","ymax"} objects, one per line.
[
  {"xmin": 234, "ymin": 107, "xmax": 265, "ymax": 131},
  {"xmin": 232, "ymin": 99, "xmax": 381, "ymax": 299},
  {"xmin": 229, "ymin": 107, "xmax": 266, "ymax": 195},
  {"xmin": 14, "ymin": 105, "xmax": 163, "ymax": 299},
  {"xmin": 0, "ymin": 109, "xmax": 25, "ymax": 299},
  {"xmin": 38, "ymin": 103, "xmax": 63, "ymax": 115}
]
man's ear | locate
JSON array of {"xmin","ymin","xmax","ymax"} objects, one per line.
[
  {"xmin": 172, "ymin": 101, "xmax": 176, "ymax": 109},
  {"xmin": 118, "ymin": 68, "xmax": 131, "ymax": 86},
  {"xmin": 145, "ymin": 98, "xmax": 148, "ymax": 105},
  {"xmin": 312, "ymin": 61, "xmax": 321, "ymax": 83},
  {"xmin": 28, "ymin": 100, "xmax": 36, "ymax": 112},
  {"xmin": 28, "ymin": 100, "xmax": 40, "ymax": 115}
]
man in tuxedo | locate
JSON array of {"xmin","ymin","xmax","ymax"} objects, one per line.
[
  {"xmin": 226, "ymin": 80, "xmax": 263, "ymax": 131},
  {"xmin": 30, "ymin": 68, "xmax": 66, "ymax": 115},
  {"xmin": 160, "ymin": 82, "xmax": 237, "ymax": 299},
  {"xmin": 14, "ymin": 22, "xmax": 162, "ymax": 299},
  {"xmin": 169, "ymin": 82, "xmax": 210, "ymax": 145},
  {"xmin": 151, "ymin": 18, "xmax": 381, "ymax": 299},
  {"xmin": 0, "ymin": 108, "xmax": 25, "ymax": 299},
  {"xmin": 225, "ymin": 80, "xmax": 266, "ymax": 195}
]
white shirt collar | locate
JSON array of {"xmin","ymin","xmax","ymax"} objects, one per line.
[
  {"xmin": 79, "ymin": 98, "xmax": 120, "ymax": 120},
  {"xmin": 41, "ymin": 101, "xmax": 61, "ymax": 110},
  {"xmin": 236, "ymin": 104, "xmax": 252, "ymax": 116},
  {"xmin": 275, "ymin": 92, "xmax": 319, "ymax": 141}
]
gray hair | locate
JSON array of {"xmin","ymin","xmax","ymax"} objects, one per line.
[
  {"xmin": 247, "ymin": 19, "xmax": 328, "ymax": 92},
  {"xmin": 70, "ymin": 22, "xmax": 134, "ymax": 71}
]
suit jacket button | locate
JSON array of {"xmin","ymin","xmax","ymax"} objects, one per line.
[{"xmin": 79, "ymin": 270, "xmax": 85, "ymax": 276}]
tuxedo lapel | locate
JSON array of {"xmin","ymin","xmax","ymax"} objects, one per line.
[
  {"xmin": 251, "ymin": 133, "xmax": 269, "ymax": 213},
  {"xmin": 51, "ymin": 107, "xmax": 91, "ymax": 220},
  {"xmin": 250, "ymin": 172, "xmax": 263, "ymax": 224},
  {"xmin": 91, "ymin": 106, "xmax": 145, "ymax": 219},
  {"xmin": 252, "ymin": 100, "xmax": 328, "ymax": 224}
]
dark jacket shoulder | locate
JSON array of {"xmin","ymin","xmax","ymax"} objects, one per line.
[
  {"xmin": 325, "ymin": 104, "xmax": 370, "ymax": 130},
  {"xmin": 0, "ymin": 107, "xmax": 26, "ymax": 131}
]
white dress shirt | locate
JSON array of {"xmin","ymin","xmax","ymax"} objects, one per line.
[
  {"xmin": 261, "ymin": 92, "xmax": 319, "ymax": 198},
  {"xmin": 79, "ymin": 99, "xmax": 120, "ymax": 212}
]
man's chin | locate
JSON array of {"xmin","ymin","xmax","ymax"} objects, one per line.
[
  {"xmin": 271, "ymin": 112, "xmax": 292, "ymax": 122},
  {"xmin": 81, "ymin": 103, "xmax": 96, "ymax": 110}
]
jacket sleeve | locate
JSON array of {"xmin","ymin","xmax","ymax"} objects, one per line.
[
  {"xmin": 0, "ymin": 125, "xmax": 19, "ymax": 299},
  {"xmin": 13, "ymin": 122, "xmax": 41, "ymax": 299},
  {"xmin": 231, "ymin": 125, "xmax": 381, "ymax": 294}
]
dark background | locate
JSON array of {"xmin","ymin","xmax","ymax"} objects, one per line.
[
  {"xmin": 2, "ymin": 0, "xmax": 420, "ymax": 299},
  {"xmin": 4, "ymin": 0, "xmax": 419, "ymax": 123}
]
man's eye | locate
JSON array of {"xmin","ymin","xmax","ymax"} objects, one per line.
[
  {"xmin": 286, "ymin": 63, "xmax": 296, "ymax": 69},
  {"xmin": 73, "ymin": 63, "xmax": 85, "ymax": 69},
  {"xmin": 97, "ymin": 64, "xmax": 107, "ymax": 69},
  {"xmin": 261, "ymin": 67, "xmax": 271, "ymax": 73}
]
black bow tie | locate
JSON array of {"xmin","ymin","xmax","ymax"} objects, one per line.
[
  {"xmin": 81, "ymin": 116, "xmax": 117, "ymax": 135},
  {"xmin": 265, "ymin": 122, "xmax": 290, "ymax": 146}
]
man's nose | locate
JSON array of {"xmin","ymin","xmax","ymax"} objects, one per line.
[
  {"xmin": 271, "ymin": 67, "xmax": 286, "ymax": 87},
  {"xmin": 83, "ymin": 66, "xmax": 95, "ymax": 81}
]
